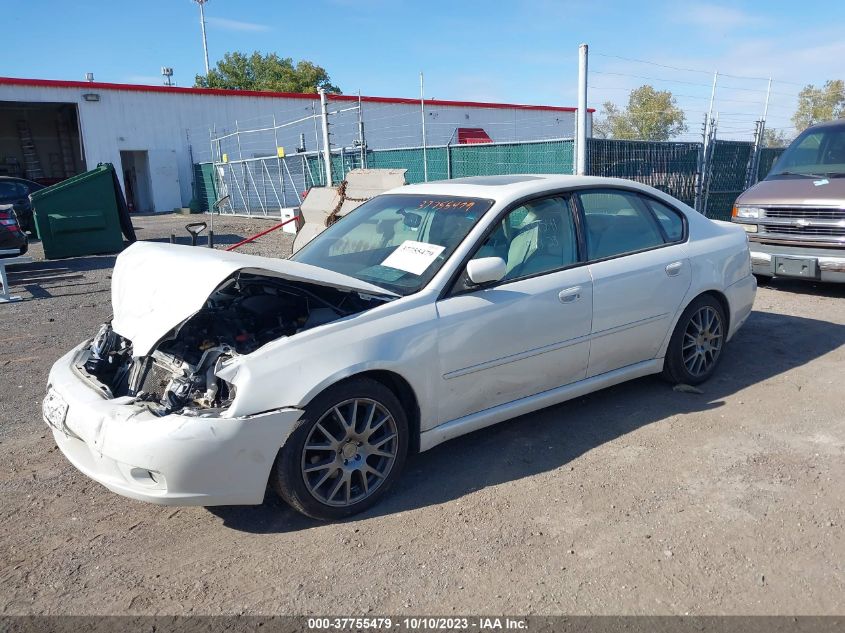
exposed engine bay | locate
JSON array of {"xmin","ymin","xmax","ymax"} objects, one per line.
[{"xmin": 79, "ymin": 273, "xmax": 389, "ymax": 416}]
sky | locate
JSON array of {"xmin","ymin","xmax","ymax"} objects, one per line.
[{"xmin": 3, "ymin": 0, "xmax": 845, "ymax": 141}]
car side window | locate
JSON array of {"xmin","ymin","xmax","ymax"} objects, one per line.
[
  {"xmin": 471, "ymin": 196, "xmax": 578, "ymax": 282},
  {"xmin": 645, "ymin": 198, "xmax": 685, "ymax": 242},
  {"xmin": 578, "ymin": 190, "xmax": 665, "ymax": 260}
]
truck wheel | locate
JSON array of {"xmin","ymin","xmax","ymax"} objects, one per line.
[
  {"xmin": 272, "ymin": 377, "xmax": 409, "ymax": 521},
  {"xmin": 663, "ymin": 295, "xmax": 726, "ymax": 386}
]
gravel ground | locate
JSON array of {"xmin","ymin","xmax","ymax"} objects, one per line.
[{"xmin": 0, "ymin": 213, "xmax": 843, "ymax": 616}]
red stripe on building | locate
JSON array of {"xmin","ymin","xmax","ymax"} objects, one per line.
[{"xmin": 0, "ymin": 76, "xmax": 594, "ymax": 113}]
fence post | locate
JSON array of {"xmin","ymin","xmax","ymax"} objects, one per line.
[
  {"xmin": 420, "ymin": 72, "xmax": 429, "ymax": 182},
  {"xmin": 694, "ymin": 113, "xmax": 706, "ymax": 212},
  {"xmin": 576, "ymin": 43, "xmax": 588, "ymax": 175},
  {"xmin": 701, "ymin": 115, "xmax": 718, "ymax": 218},
  {"xmin": 319, "ymin": 88, "xmax": 333, "ymax": 186},
  {"xmin": 746, "ymin": 120, "xmax": 763, "ymax": 189},
  {"xmin": 358, "ymin": 91, "xmax": 367, "ymax": 169}
]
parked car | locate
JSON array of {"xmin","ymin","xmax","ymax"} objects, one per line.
[
  {"xmin": 0, "ymin": 176, "xmax": 45, "ymax": 235},
  {"xmin": 732, "ymin": 118, "xmax": 845, "ymax": 283},
  {"xmin": 0, "ymin": 204, "xmax": 28, "ymax": 257},
  {"xmin": 44, "ymin": 175, "xmax": 756, "ymax": 520}
]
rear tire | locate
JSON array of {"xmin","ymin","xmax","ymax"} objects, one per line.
[
  {"xmin": 272, "ymin": 377, "xmax": 409, "ymax": 521},
  {"xmin": 662, "ymin": 294, "xmax": 727, "ymax": 385}
]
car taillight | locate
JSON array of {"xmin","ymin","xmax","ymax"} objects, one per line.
[{"xmin": 0, "ymin": 212, "xmax": 20, "ymax": 231}]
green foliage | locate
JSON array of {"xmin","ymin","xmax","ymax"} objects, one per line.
[
  {"xmin": 195, "ymin": 51, "xmax": 341, "ymax": 93},
  {"xmin": 792, "ymin": 80, "xmax": 845, "ymax": 132},
  {"xmin": 593, "ymin": 85, "xmax": 687, "ymax": 141},
  {"xmin": 762, "ymin": 127, "xmax": 791, "ymax": 148}
]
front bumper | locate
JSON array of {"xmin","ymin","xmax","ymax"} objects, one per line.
[
  {"xmin": 45, "ymin": 343, "xmax": 303, "ymax": 506},
  {"xmin": 749, "ymin": 241, "xmax": 845, "ymax": 283}
]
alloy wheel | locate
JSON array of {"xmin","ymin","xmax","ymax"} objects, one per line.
[
  {"xmin": 301, "ymin": 398, "xmax": 399, "ymax": 507},
  {"xmin": 682, "ymin": 305, "xmax": 723, "ymax": 377}
]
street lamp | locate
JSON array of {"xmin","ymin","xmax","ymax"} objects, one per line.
[{"xmin": 193, "ymin": 0, "xmax": 211, "ymax": 77}]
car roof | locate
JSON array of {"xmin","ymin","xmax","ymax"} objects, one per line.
[
  {"xmin": 390, "ymin": 174, "xmax": 673, "ymax": 204},
  {"xmin": 0, "ymin": 176, "xmax": 42, "ymax": 185},
  {"xmin": 804, "ymin": 118, "xmax": 845, "ymax": 131}
]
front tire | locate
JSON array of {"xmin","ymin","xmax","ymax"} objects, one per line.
[
  {"xmin": 272, "ymin": 377, "xmax": 409, "ymax": 521},
  {"xmin": 662, "ymin": 295, "xmax": 726, "ymax": 385}
]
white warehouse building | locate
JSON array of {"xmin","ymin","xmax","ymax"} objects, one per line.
[{"xmin": 0, "ymin": 76, "xmax": 588, "ymax": 213}]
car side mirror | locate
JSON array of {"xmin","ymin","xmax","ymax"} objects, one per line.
[{"xmin": 466, "ymin": 257, "xmax": 506, "ymax": 285}]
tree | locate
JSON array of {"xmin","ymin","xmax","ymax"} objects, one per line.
[
  {"xmin": 762, "ymin": 127, "xmax": 791, "ymax": 148},
  {"xmin": 792, "ymin": 80, "xmax": 845, "ymax": 132},
  {"xmin": 593, "ymin": 85, "xmax": 687, "ymax": 141},
  {"xmin": 195, "ymin": 51, "xmax": 341, "ymax": 93}
]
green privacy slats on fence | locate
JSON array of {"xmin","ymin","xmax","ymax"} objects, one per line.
[
  {"xmin": 303, "ymin": 140, "xmax": 574, "ymax": 186},
  {"xmin": 197, "ymin": 137, "xmax": 787, "ymax": 219},
  {"xmin": 369, "ymin": 147, "xmax": 449, "ymax": 182},
  {"xmin": 757, "ymin": 147, "xmax": 786, "ymax": 182},
  {"xmin": 705, "ymin": 140, "xmax": 754, "ymax": 220},
  {"xmin": 193, "ymin": 162, "xmax": 218, "ymax": 211},
  {"xmin": 586, "ymin": 139, "xmax": 700, "ymax": 208},
  {"xmin": 450, "ymin": 139, "xmax": 574, "ymax": 179}
]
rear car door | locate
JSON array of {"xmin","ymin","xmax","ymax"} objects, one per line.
[
  {"xmin": 435, "ymin": 195, "xmax": 593, "ymax": 424},
  {"xmin": 575, "ymin": 189, "xmax": 691, "ymax": 377}
]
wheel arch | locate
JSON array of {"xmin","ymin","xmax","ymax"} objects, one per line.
[
  {"xmin": 658, "ymin": 287, "xmax": 732, "ymax": 360},
  {"xmin": 700, "ymin": 289, "xmax": 731, "ymax": 334},
  {"xmin": 306, "ymin": 369, "xmax": 422, "ymax": 455}
]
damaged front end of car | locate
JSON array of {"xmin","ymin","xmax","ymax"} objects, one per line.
[{"xmin": 79, "ymin": 270, "xmax": 391, "ymax": 418}]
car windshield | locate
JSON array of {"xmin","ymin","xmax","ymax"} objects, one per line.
[
  {"xmin": 291, "ymin": 193, "xmax": 493, "ymax": 296},
  {"xmin": 768, "ymin": 123, "xmax": 845, "ymax": 178}
]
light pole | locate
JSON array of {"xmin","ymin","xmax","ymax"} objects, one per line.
[{"xmin": 193, "ymin": 0, "xmax": 211, "ymax": 77}]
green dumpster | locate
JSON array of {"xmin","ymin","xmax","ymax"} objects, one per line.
[{"xmin": 30, "ymin": 163, "xmax": 128, "ymax": 259}]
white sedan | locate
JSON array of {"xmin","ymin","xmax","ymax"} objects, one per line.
[{"xmin": 44, "ymin": 175, "xmax": 756, "ymax": 520}]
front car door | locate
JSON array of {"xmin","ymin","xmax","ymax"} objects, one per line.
[
  {"xmin": 435, "ymin": 195, "xmax": 593, "ymax": 424},
  {"xmin": 575, "ymin": 188, "xmax": 691, "ymax": 377}
]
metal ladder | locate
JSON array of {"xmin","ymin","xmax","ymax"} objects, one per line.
[
  {"xmin": 16, "ymin": 120, "xmax": 44, "ymax": 180},
  {"xmin": 56, "ymin": 113, "xmax": 76, "ymax": 177}
]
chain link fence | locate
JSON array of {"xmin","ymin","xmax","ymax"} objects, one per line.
[
  {"xmin": 192, "ymin": 111, "xmax": 785, "ymax": 221},
  {"xmin": 586, "ymin": 139, "xmax": 701, "ymax": 208}
]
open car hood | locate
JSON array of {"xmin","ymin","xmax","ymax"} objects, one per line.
[{"xmin": 111, "ymin": 242, "xmax": 396, "ymax": 356}]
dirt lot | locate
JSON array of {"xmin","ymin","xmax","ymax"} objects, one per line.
[{"xmin": 1, "ymin": 213, "xmax": 843, "ymax": 616}]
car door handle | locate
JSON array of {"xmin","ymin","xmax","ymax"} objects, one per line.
[
  {"xmin": 665, "ymin": 261, "xmax": 683, "ymax": 277},
  {"xmin": 558, "ymin": 286, "xmax": 582, "ymax": 303}
]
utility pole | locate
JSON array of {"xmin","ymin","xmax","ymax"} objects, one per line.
[
  {"xmin": 761, "ymin": 77, "xmax": 772, "ymax": 125},
  {"xmin": 319, "ymin": 88, "xmax": 333, "ymax": 186},
  {"xmin": 747, "ymin": 79, "xmax": 772, "ymax": 188},
  {"xmin": 357, "ymin": 90, "xmax": 367, "ymax": 168},
  {"xmin": 420, "ymin": 72, "xmax": 428, "ymax": 182},
  {"xmin": 576, "ymin": 43, "xmax": 588, "ymax": 175},
  {"xmin": 705, "ymin": 70, "xmax": 718, "ymax": 144},
  {"xmin": 193, "ymin": 0, "xmax": 211, "ymax": 77}
]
